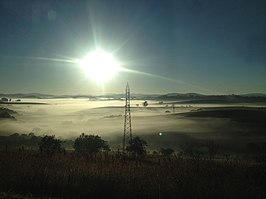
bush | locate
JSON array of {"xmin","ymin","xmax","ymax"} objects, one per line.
[
  {"xmin": 38, "ymin": 135, "xmax": 62, "ymax": 156},
  {"xmin": 160, "ymin": 148, "xmax": 175, "ymax": 156},
  {"xmin": 74, "ymin": 133, "xmax": 110, "ymax": 154},
  {"xmin": 126, "ymin": 136, "xmax": 148, "ymax": 155}
]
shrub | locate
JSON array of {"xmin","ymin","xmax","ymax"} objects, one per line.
[
  {"xmin": 126, "ymin": 136, "xmax": 148, "ymax": 155},
  {"xmin": 160, "ymin": 148, "xmax": 175, "ymax": 156},
  {"xmin": 74, "ymin": 133, "xmax": 110, "ymax": 154},
  {"xmin": 38, "ymin": 135, "xmax": 62, "ymax": 156}
]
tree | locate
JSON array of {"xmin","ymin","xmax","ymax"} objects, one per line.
[
  {"xmin": 160, "ymin": 148, "xmax": 175, "ymax": 156},
  {"xmin": 126, "ymin": 136, "xmax": 148, "ymax": 155},
  {"xmin": 1, "ymin": 97, "xmax": 8, "ymax": 102},
  {"xmin": 39, "ymin": 135, "xmax": 62, "ymax": 156},
  {"xmin": 74, "ymin": 133, "xmax": 110, "ymax": 154},
  {"xmin": 143, "ymin": 101, "xmax": 148, "ymax": 107}
]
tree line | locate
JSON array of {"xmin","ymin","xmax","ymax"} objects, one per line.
[
  {"xmin": 0, "ymin": 133, "xmax": 177, "ymax": 156},
  {"xmin": 38, "ymin": 133, "xmax": 179, "ymax": 157},
  {"xmin": 38, "ymin": 133, "xmax": 152, "ymax": 156}
]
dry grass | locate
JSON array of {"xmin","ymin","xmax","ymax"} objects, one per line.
[{"xmin": 0, "ymin": 150, "xmax": 265, "ymax": 199}]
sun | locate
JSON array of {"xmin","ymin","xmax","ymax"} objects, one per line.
[{"xmin": 79, "ymin": 49, "xmax": 120, "ymax": 83}]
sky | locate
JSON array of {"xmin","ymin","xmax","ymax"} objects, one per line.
[{"xmin": 0, "ymin": 0, "xmax": 265, "ymax": 95}]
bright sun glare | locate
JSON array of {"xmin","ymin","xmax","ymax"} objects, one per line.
[{"xmin": 79, "ymin": 49, "xmax": 120, "ymax": 83}]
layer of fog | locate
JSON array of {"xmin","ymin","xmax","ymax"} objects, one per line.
[
  {"xmin": 1, "ymin": 99, "xmax": 265, "ymax": 151},
  {"xmin": 0, "ymin": 99, "xmax": 198, "ymax": 138}
]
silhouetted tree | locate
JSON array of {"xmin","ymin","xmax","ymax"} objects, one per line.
[
  {"xmin": 1, "ymin": 97, "xmax": 8, "ymax": 102},
  {"xmin": 74, "ymin": 133, "xmax": 110, "ymax": 155},
  {"xmin": 28, "ymin": 132, "xmax": 35, "ymax": 137},
  {"xmin": 39, "ymin": 135, "xmax": 62, "ymax": 156},
  {"xmin": 143, "ymin": 101, "xmax": 148, "ymax": 107},
  {"xmin": 160, "ymin": 148, "xmax": 175, "ymax": 156},
  {"xmin": 126, "ymin": 136, "xmax": 148, "ymax": 155}
]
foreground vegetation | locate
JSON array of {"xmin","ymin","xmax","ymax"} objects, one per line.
[
  {"xmin": 1, "ymin": 133, "xmax": 266, "ymax": 198},
  {"xmin": 0, "ymin": 149, "xmax": 266, "ymax": 199}
]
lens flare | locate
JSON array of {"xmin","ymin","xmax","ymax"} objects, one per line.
[{"xmin": 79, "ymin": 49, "xmax": 121, "ymax": 84}]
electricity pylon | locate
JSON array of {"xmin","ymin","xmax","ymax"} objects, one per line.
[{"xmin": 123, "ymin": 82, "xmax": 132, "ymax": 153}]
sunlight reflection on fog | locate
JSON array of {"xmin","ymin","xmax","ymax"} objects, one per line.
[
  {"xmin": 1, "ymin": 99, "xmax": 265, "ymax": 151},
  {"xmin": 0, "ymin": 99, "xmax": 198, "ymax": 138}
]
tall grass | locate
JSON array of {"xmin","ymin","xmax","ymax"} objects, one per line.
[{"xmin": 0, "ymin": 150, "xmax": 265, "ymax": 199}]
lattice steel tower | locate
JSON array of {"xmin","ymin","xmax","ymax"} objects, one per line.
[{"xmin": 123, "ymin": 82, "xmax": 132, "ymax": 153}]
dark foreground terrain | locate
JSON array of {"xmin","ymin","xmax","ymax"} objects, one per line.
[
  {"xmin": 0, "ymin": 150, "xmax": 266, "ymax": 199},
  {"xmin": 1, "ymin": 106, "xmax": 266, "ymax": 198}
]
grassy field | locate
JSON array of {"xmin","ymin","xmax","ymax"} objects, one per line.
[{"xmin": 0, "ymin": 150, "xmax": 265, "ymax": 199}]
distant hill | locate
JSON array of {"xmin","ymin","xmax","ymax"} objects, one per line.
[
  {"xmin": 240, "ymin": 93, "xmax": 266, "ymax": 97},
  {"xmin": 0, "ymin": 93, "xmax": 159, "ymax": 100},
  {"xmin": 0, "ymin": 93, "xmax": 54, "ymax": 99},
  {"xmin": 1, "ymin": 92, "xmax": 266, "ymax": 103},
  {"xmin": 0, "ymin": 107, "xmax": 17, "ymax": 119},
  {"xmin": 157, "ymin": 93, "xmax": 204, "ymax": 100},
  {"xmin": 156, "ymin": 93, "xmax": 266, "ymax": 104}
]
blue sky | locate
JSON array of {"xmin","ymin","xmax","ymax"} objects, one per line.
[{"xmin": 0, "ymin": 0, "xmax": 265, "ymax": 95}]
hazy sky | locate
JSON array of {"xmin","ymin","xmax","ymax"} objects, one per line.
[{"xmin": 0, "ymin": 0, "xmax": 265, "ymax": 95}]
